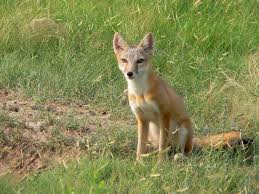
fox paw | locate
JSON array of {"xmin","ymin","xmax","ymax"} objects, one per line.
[
  {"xmin": 135, "ymin": 157, "xmax": 144, "ymax": 166},
  {"xmin": 173, "ymin": 153, "xmax": 187, "ymax": 162}
]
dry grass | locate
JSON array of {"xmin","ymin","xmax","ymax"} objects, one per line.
[
  {"xmin": 0, "ymin": 0, "xmax": 258, "ymax": 193},
  {"xmin": 28, "ymin": 17, "xmax": 67, "ymax": 42},
  {"xmin": 194, "ymin": 51, "xmax": 259, "ymax": 134}
]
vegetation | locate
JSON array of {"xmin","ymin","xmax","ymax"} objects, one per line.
[{"xmin": 0, "ymin": 0, "xmax": 258, "ymax": 193}]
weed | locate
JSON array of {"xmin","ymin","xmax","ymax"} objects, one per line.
[{"xmin": 0, "ymin": 0, "xmax": 258, "ymax": 193}]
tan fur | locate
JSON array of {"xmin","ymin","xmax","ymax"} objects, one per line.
[
  {"xmin": 113, "ymin": 32, "xmax": 193, "ymax": 162},
  {"xmin": 193, "ymin": 130, "xmax": 245, "ymax": 149}
]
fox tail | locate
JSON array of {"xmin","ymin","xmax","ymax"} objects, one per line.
[{"xmin": 193, "ymin": 130, "xmax": 254, "ymax": 152}]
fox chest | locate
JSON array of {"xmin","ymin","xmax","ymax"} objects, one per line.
[{"xmin": 129, "ymin": 98, "xmax": 159, "ymax": 121}]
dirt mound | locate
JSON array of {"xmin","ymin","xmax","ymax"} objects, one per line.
[{"xmin": 0, "ymin": 90, "xmax": 111, "ymax": 179}]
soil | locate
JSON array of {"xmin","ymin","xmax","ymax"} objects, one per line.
[{"xmin": 0, "ymin": 90, "xmax": 112, "ymax": 179}]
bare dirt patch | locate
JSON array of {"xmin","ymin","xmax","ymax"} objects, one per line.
[{"xmin": 0, "ymin": 90, "xmax": 114, "ymax": 179}]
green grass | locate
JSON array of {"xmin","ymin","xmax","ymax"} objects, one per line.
[
  {"xmin": 1, "ymin": 126, "xmax": 258, "ymax": 193},
  {"xmin": 5, "ymin": 158, "xmax": 258, "ymax": 193},
  {"xmin": 0, "ymin": 0, "xmax": 258, "ymax": 193}
]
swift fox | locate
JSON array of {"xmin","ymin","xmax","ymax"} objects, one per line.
[
  {"xmin": 113, "ymin": 32, "xmax": 193, "ymax": 161},
  {"xmin": 112, "ymin": 32, "xmax": 254, "ymax": 162}
]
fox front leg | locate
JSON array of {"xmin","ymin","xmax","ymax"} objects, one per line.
[
  {"xmin": 158, "ymin": 115, "xmax": 170, "ymax": 162},
  {"xmin": 136, "ymin": 118, "xmax": 149, "ymax": 162}
]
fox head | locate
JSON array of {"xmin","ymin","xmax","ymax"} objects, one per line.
[{"xmin": 113, "ymin": 33, "xmax": 154, "ymax": 80}]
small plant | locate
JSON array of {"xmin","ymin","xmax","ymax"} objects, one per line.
[
  {"xmin": 0, "ymin": 110, "xmax": 25, "ymax": 129},
  {"xmin": 0, "ymin": 111, "xmax": 10, "ymax": 125},
  {"xmin": 0, "ymin": 127, "xmax": 7, "ymax": 144},
  {"xmin": 66, "ymin": 117, "xmax": 80, "ymax": 130}
]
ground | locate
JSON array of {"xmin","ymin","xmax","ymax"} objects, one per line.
[
  {"xmin": 0, "ymin": 89, "xmax": 258, "ymax": 193},
  {"xmin": 0, "ymin": 89, "xmax": 117, "ymax": 178}
]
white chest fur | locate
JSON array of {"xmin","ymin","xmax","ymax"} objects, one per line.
[
  {"xmin": 129, "ymin": 99, "xmax": 159, "ymax": 121},
  {"xmin": 127, "ymin": 73, "xmax": 159, "ymax": 121}
]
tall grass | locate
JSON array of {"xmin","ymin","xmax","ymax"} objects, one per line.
[
  {"xmin": 0, "ymin": 0, "xmax": 258, "ymax": 193},
  {"xmin": 1, "ymin": 0, "xmax": 258, "ymax": 128}
]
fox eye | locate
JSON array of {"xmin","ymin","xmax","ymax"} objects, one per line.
[
  {"xmin": 136, "ymin": 58, "xmax": 144, "ymax": 63},
  {"xmin": 121, "ymin": 58, "xmax": 128, "ymax": 63}
]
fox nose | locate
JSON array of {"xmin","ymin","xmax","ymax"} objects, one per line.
[{"xmin": 127, "ymin": 72, "xmax": 134, "ymax": 78}]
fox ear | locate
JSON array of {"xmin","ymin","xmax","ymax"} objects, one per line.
[
  {"xmin": 138, "ymin": 33, "xmax": 154, "ymax": 54},
  {"xmin": 113, "ymin": 32, "xmax": 128, "ymax": 53}
]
